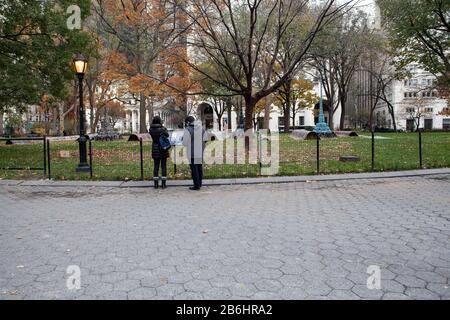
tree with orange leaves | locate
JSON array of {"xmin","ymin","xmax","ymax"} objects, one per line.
[
  {"xmin": 104, "ymin": 100, "xmax": 127, "ymax": 128},
  {"xmin": 93, "ymin": 0, "xmax": 190, "ymax": 132},
  {"xmin": 84, "ymin": 18, "xmax": 127, "ymax": 133}
]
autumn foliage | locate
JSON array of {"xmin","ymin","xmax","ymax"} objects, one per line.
[{"xmin": 94, "ymin": 0, "xmax": 199, "ymax": 118}]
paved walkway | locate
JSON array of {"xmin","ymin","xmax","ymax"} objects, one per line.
[{"xmin": 0, "ymin": 174, "xmax": 449, "ymax": 300}]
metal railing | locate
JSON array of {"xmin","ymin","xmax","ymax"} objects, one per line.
[
  {"xmin": 1, "ymin": 130, "xmax": 447, "ymax": 181},
  {"xmin": 0, "ymin": 136, "xmax": 47, "ymax": 177}
]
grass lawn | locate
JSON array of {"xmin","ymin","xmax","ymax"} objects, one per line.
[{"xmin": 1, "ymin": 132, "xmax": 449, "ymax": 181}]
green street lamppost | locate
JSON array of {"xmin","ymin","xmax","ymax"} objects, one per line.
[
  {"xmin": 314, "ymin": 75, "xmax": 332, "ymax": 135},
  {"xmin": 73, "ymin": 54, "xmax": 90, "ymax": 173}
]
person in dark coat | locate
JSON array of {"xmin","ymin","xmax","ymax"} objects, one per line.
[
  {"xmin": 149, "ymin": 116, "xmax": 170, "ymax": 189},
  {"xmin": 183, "ymin": 116, "xmax": 206, "ymax": 190}
]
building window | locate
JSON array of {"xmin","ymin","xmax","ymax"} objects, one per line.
[
  {"xmin": 424, "ymin": 119, "xmax": 433, "ymax": 130},
  {"xmin": 406, "ymin": 119, "xmax": 415, "ymax": 131},
  {"xmin": 443, "ymin": 119, "xmax": 450, "ymax": 130},
  {"xmin": 424, "ymin": 107, "xmax": 433, "ymax": 113},
  {"xmin": 406, "ymin": 107, "xmax": 415, "ymax": 113},
  {"xmin": 299, "ymin": 116, "xmax": 305, "ymax": 126}
]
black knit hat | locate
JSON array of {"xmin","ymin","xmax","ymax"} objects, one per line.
[
  {"xmin": 185, "ymin": 116, "xmax": 195, "ymax": 124},
  {"xmin": 152, "ymin": 116, "xmax": 162, "ymax": 125}
]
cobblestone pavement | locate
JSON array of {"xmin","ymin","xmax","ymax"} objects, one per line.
[{"xmin": 0, "ymin": 175, "xmax": 449, "ymax": 300}]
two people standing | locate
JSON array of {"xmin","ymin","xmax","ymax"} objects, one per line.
[{"xmin": 150, "ymin": 115, "xmax": 206, "ymax": 190}]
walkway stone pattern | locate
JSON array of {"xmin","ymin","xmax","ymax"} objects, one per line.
[{"xmin": 0, "ymin": 175, "xmax": 449, "ymax": 300}]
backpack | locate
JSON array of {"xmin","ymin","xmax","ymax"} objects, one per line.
[{"xmin": 159, "ymin": 133, "xmax": 171, "ymax": 151}]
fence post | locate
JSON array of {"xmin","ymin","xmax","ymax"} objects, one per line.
[
  {"xmin": 47, "ymin": 139, "xmax": 51, "ymax": 180},
  {"xmin": 419, "ymin": 129, "xmax": 423, "ymax": 169},
  {"xmin": 173, "ymin": 145, "xmax": 177, "ymax": 175},
  {"xmin": 43, "ymin": 136, "xmax": 47, "ymax": 177},
  {"xmin": 316, "ymin": 135, "xmax": 320, "ymax": 175},
  {"xmin": 371, "ymin": 131, "xmax": 375, "ymax": 172},
  {"xmin": 89, "ymin": 139, "xmax": 93, "ymax": 179},
  {"xmin": 139, "ymin": 138, "xmax": 144, "ymax": 181}
]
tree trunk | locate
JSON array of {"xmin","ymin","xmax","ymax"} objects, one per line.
[
  {"xmin": 284, "ymin": 82, "xmax": 292, "ymax": 133},
  {"xmin": 243, "ymin": 95, "xmax": 256, "ymax": 157},
  {"xmin": 89, "ymin": 104, "xmax": 94, "ymax": 133},
  {"xmin": 226, "ymin": 98, "xmax": 232, "ymax": 130},
  {"xmin": 291, "ymin": 102, "xmax": 297, "ymax": 128},
  {"xmin": 264, "ymin": 97, "xmax": 271, "ymax": 130},
  {"xmin": 88, "ymin": 86, "xmax": 95, "ymax": 133},
  {"xmin": 244, "ymin": 95, "xmax": 255, "ymax": 132},
  {"xmin": 139, "ymin": 93, "xmax": 147, "ymax": 133},
  {"xmin": 0, "ymin": 112, "xmax": 3, "ymax": 136},
  {"xmin": 52, "ymin": 107, "xmax": 57, "ymax": 135},
  {"xmin": 327, "ymin": 93, "xmax": 334, "ymax": 130},
  {"xmin": 388, "ymin": 104, "xmax": 397, "ymax": 131},
  {"xmin": 217, "ymin": 115, "xmax": 222, "ymax": 131},
  {"xmin": 58, "ymin": 103, "xmax": 65, "ymax": 136},
  {"xmin": 329, "ymin": 71, "xmax": 335, "ymax": 130},
  {"xmin": 93, "ymin": 111, "xmax": 101, "ymax": 133},
  {"xmin": 339, "ymin": 95, "xmax": 346, "ymax": 130},
  {"xmin": 329, "ymin": 109, "xmax": 334, "ymax": 131},
  {"xmin": 148, "ymin": 97, "xmax": 154, "ymax": 121}
]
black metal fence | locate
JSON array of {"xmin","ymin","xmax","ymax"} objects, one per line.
[
  {"xmin": 0, "ymin": 136, "xmax": 48, "ymax": 177},
  {"xmin": 1, "ymin": 131, "xmax": 449, "ymax": 181}
]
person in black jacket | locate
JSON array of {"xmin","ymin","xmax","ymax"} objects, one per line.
[{"xmin": 149, "ymin": 116, "xmax": 170, "ymax": 189}]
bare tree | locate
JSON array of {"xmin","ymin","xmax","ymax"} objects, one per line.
[
  {"xmin": 363, "ymin": 57, "xmax": 398, "ymax": 131},
  {"xmin": 402, "ymin": 96, "xmax": 435, "ymax": 132},
  {"xmin": 210, "ymin": 97, "xmax": 227, "ymax": 131},
  {"xmin": 309, "ymin": 57, "xmax": 338, "ymax": 129},
  {"xmin": 310, "ymin": 9, "xmax": 373, "ymax": 130},
  {"xmin": 175, "ymin": 0, "xmax": 352, "ymax": 132}
]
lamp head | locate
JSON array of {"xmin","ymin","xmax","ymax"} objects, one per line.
[{"xmin": 73, "ymin": 54, "xmax": 88, "ymax": 75}]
